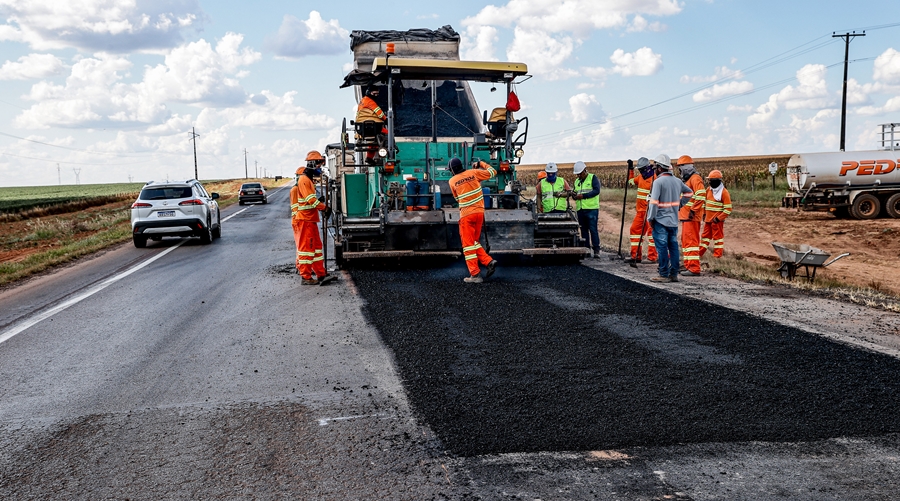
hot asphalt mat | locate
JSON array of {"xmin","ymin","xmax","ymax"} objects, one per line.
[{"xmin": 351, "ymin": 264, "xmax": 900, "ymax": 457}]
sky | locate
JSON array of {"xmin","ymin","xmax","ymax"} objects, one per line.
[{"xmin": 1, "ymin": 0, "xmax": 899, "ymax": 187}]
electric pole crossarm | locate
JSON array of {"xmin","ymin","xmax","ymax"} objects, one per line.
[
  {"xmin": 833, "ymin": 31, "xmax": 865, "ymax": 152},
  {"xmin": 190, "ymin": 127, "xmax": 200, "ymax": 180}
]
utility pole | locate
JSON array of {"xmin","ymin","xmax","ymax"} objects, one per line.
[
  {"xmin": 57, "ymin": 163, "xmax": 61, "ymax": 185},
  {"xmin": 244, "ymin": 149, "xmax": 249, "ymax": 179},
  {"xmin": 72, "ymin": 168, "xmax": 81, "ymax": 185},
  {"xmin": 255, "ymin": 160, "xmax": 258, "ymax": 178},
  {"xmin": 189, "ymin": 127, "xmax": 200, "ymax": 179},
  {"xmin": 833, "ymin": 31, "xmax": 865, "ymax": 152}
]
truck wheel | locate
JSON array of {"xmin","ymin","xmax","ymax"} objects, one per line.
[
  {"xmin": 886, "ymin": 193, "xmax": 900, "ymax": 219},
  {"xmin": 850, "ymin": 194, "xmax": 881, "ymax": 219}
]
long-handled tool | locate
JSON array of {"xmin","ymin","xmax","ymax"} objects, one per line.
[
  {"xmin": 630, "ymin": 209, "xmax": 650, "ymax": 268},
  {"xmin": 319, "ymin": 174, "xmax": 336, "ymax": 286},
  {"xmin": 615, "ymin": 159, "xmax": 633, "ymax": 259}
]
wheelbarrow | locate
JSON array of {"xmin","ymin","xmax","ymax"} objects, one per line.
[{"xmin": 771, "ymin": 242, "xmax": 850, "ymax": 282}]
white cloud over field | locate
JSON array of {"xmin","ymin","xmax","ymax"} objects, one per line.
[
  {"xmin": 265, "ymin": 11, "xmax": 349, "ymax": 59},
  {"xmin": 0, "ymin": 53, "xmax": 66, "ymax": 80},
  {"xmin": 0, "ymin": 0, "xmax": 204, "ymax": 52}
]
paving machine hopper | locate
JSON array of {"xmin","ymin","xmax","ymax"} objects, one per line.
[{"xmin": 323, "ymin": 26, "xmax": 587, "ymax": 267}]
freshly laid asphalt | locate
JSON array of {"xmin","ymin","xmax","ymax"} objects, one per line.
[{"xmin": 352, "ymin": 264, "xmax": 900, "ymax": 457}]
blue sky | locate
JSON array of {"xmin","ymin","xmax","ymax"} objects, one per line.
[{"xmin": 1, "ymin": 0, "xmax": 899, "ymax": 186}]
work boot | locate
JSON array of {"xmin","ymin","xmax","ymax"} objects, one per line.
[
  {"xmin": 485, "ymin": 260, "xmax": 497, "ymax": 278},
  {"xmin": 669, "ymin": 274, "xmax": 679, "ymax": 282},
  {"xmin": 463, "ymin": 276, "xmax": 483, "ymax": 284},
  {"xmin": 679, "ymin": 269, "xmax": 701, "ymax": 276},
  {"xmin": 593, "ymin": 249, "xmax": 601, "ymax": 259},
  {"xmin": 301, "ymin": 278, "xmax": 319, "ymax": 285},
  {"xmin": 650, "ymin": 275, "xmax": 670, "ymax": 283}
]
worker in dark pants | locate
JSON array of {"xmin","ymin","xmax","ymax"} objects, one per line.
[{"xmin": 572, "ymin": 161, "xmax": 601, "ymax": 258}]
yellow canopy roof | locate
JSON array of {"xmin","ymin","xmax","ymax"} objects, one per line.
[{"xmin": 370, "ymin": 57, "xmax": 528, "ymax": 82}]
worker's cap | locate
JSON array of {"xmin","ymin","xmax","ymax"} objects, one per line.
[
  {"xmin": 537, "ymin": 171, "xmax": 547, "ymax": 180},
  {"xmin": 448, "ymin": 157, "xmax": 464, "ymax": 173},
  {"xmin": 707, "ymin": 169, "xmax": 723, "ymax": 180},
  {"xmin": 573, "ymin": 161, "xmax": 587, "ymax": 175},
  {"xmin": 295, "ymin": 166, "xmax": 305, "ymax": 175},
  {"xmin": 676, "ymin": 154, "xmax": 694, "ymax": 166},
  {"xmin": 636, "ymin": 157, "xmax": 651, "ymax": 169},
  {"xmin": 305, "ymin": 150, "xmax": 324, "ymax": 162},
  {"xmin": 653, "ymin": 154, "xmax": 672, "ymax": 169},
  {"xmin": 545, "ymin": 162, "xmax": 558, "ymax": 173}
]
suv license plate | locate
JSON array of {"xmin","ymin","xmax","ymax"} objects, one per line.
[{"xmin": 157, "ymin": 211, "xmax": 176, "ymax": 217}]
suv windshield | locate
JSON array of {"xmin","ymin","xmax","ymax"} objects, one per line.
[
  {"xmin": 140, "ymin": 187, "xmax": 193, "ymax": 200},
  {"xmin": 242, "ymin": 184, "xmax": 262, "ymax": 189}
]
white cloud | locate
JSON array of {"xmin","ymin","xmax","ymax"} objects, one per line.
[
  {"xmin": 626, "ymin": 15, "xmax": 665, "ymax": 33},
  {"xmin": 569, "ymin": 93, "xmax": 604, "ymax": 123},
  {"xmin": 0, "ymin": 0, "xmax": 203, "ymax": 52},
  {"xmin": 692, "ymin": 80, "xmax": 754, "ymax": 102},
  {"xmin": 462, "ymin": 0, "xmax": 681, "ymax": 36},
  {"xmin": 219, "ymin": 91, "xmax": 336, "ymax": 130},
  {"xmin": 727, "ymin": 104, "xmax": 753, "ymax": 113},
  {"xmin": 746, "ymin": 64, "xmax": 832, "ymax": 129},
  {"xmin": 0, "ymin": 53, "xmax": 66, "ymax": 80},
  {"xmin": 461, "ymin": 25, "xmax": 499, "ymax": 61},
  {"xmin": 609, "ymin": 47, "xmax": 662, "ymax": 77},
  {"xmin": 581, "ymin": 66, "xmax": 609, "ymax": 80},
  {"xmin": 873, "ymin": 48, "xmax": 900, "ymax": 85},
  {"xmin": 788, "ymin": 109, "xmax": 839, "ymax": 132},
  {"xmin": 15, "ymin": 33, "xmax": 262, "ymax": 129},
  {"xmin": 680, "ymin": 66, "xmax": 744, "ymax": 84},
  {"xmin": 265, "ymin": 11, "xmax": 348, "ymax": 59},
  {"xmin": 506, "ymin": 27, "xmax": 578, "ymax": 80}
]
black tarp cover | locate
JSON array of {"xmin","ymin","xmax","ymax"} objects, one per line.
[{"xmin": 349, "ymin": 26, "xmax": 460, "ymax": 51}]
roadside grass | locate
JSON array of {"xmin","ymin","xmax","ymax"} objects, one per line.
[{"xmin": 0, "ymin": 178, "xmax": 285, "ymax": 288}]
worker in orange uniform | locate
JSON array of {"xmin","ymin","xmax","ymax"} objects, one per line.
[
  {"xmin": 676, "ymin": 155, "xmax": 706, "ymax": 276},
  {"xmin": 627, "ymin": 156, "xmax": 657, "ymax": 264},
  {"xmin": 292, "ymin": 151, "xmax": 332, "ymax": 285},
  {"xmin": 449, "ymin": 157, "xmax": 498, "ymax": 283},
  {"xmin": 699, "ymin": 170, "xmax": 732, "ymax": 258},
  {"xmin": 356, "ymin": 86, "xmax": 388, "ymax": 165}
]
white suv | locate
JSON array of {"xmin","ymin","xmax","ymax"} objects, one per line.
[{"xmin": 130, "ymin": 180, "xmax": 221, "ymax": 248}]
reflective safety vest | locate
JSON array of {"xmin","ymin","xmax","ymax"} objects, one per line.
[
  {"xmin": 540, "ymin": 177, "xmax": 568, "ymax": 212},
  {"xmin": 450, "ymin": 161, "xmax": 497, "ymax": 219},
  {"xmin": 294, "ymin": 176, "xmax": 323, "ymax": 223},
  {"xmin": 574, "ymin": 173, "xmax": 599, "ymax": 211},
  {"xmin": 704, "ymin": 186, "xmax": 733, "ymax": 222}
]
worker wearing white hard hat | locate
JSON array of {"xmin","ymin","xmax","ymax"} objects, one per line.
[
  {"xmin": 646, "ymin": 153, "xmax": 693, "ymax": 282},
  {"xmin": 572, "ymin": 160, "xmax": 601, "ymax": 257},
  {"xmin": 535, "ymin": 161, "xmax": 571, "ymax": 213}
]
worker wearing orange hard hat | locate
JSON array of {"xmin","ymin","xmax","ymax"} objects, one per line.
[
  {"xmin": 291, "ymin": 151, "xmax": 331, "ymax": 284},
  {"xmin": 449, "ymin": 157, "xmax": 498, "ymax": 283},
  {"xmin": 699, "ymin": 169, "xmax": 732, "ymax": 258},
  {"xmin": 676, "ymin": 154, "xmax": 706, "ymax": 276}
]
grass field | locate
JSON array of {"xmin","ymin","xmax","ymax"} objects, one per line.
[{"xmin": 0, "ymin": 183, "xmax": 145, "ymax": 214}]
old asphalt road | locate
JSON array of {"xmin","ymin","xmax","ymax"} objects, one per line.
[{"xmin": 2, "ymin": 192, "xmax": 900, "ymax": 500}]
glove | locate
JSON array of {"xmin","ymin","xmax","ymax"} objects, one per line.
[
  {"xmin": 324, "ymin": 206, "xmax": 333, "ymax": 218},
  {"xmin": 712, "ymin": 217, "xmax": 720, "ymax": 223},
  {"xmin": 628, "ymin": 178, "xmax": 635, "ymax": 186},
  {"xmin": 689, "ymin": 210, "xmax": 695, "ymax": 219}
]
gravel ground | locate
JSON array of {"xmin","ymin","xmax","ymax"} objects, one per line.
[{"xmin": 352, "ymin": 263, "xmax": 900, "ymax": 457}]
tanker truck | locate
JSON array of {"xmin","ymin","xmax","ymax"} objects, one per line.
[
  {"xmin": 782, "ymin": 123, "xmax": 900, "ymax": 219},
  {"xmin": 322, "ymin": 26, "xmax": 586, "ymax": 267}
]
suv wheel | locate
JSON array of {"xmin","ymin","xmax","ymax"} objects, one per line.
[
  {"xmin": 133, "ymin": 235, "xmax": 147, "ymax": 248},
  {"xmin": 212, "ymin": 214, "xmax": 221, "ymax": 239},
  {"xmin": 200, "ymin": 217, "xmax": 213, "ymax": 244}
]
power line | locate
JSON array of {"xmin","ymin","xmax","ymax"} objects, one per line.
[
  {"xmin": 0, "ymin": 131, "xmax": 153, "ymax": 158},
  {"xmin": 0, "ymin": 150, "xmax": 156, "ymax": 166}
]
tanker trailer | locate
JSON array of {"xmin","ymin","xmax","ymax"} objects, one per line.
[
  {"xmin": 324, "ymin": 26, "xmax": 587, "ymax": 267},
  {"xmin": 782, "ymin": 123, "xmax": 900, "ymax": 219}
]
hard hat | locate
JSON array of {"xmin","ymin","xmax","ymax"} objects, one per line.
[
  {"xmin": 573, "ymin": 161, "xmax": 587, "ymax": 175},
  {"xmin": 448, "ymin": 157, "xmax": 464, "ymax": 174},
  {"xmin": 676, "ymin": 155, "xmax": 693, "ymax": 166},
  {"xmin": 305, "ymin": 150, "xmax": 324, "ymax": 162},
  {"xmin": 707, "ymin": 169, "xmax": 723, "ymax": 179},
  {"xmin": 545, "ymin": 162, "xmax": 558, "ymax": 173},
  {"xmin": 653, "ymin": 154, "xmax": 672, "ymax": 168},
  {"xmin": 295, "ymin": 166, "xmax": 305, "ymax": 175},
  {"xmin": 537, "ymin": 171, "xmax": 547, "ymax": 180},
  {"xmin": 636, "ymin": 157, "xmax": 651, "ymax": 169}
]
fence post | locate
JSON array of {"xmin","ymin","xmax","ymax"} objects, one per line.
[{"xmin": 751, "ymin": 175, "xmax": 755, "ymax": 192}]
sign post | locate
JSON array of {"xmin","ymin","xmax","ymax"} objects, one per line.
[{"xmin": 769, "ymin": 162, "xmax": 778, "ymax": 190}]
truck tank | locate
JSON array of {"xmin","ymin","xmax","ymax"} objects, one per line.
[{"xmin": 783, "ymin": 123, "xmax": 900, "ymax": 219}]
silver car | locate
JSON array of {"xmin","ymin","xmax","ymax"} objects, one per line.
[{"xmin": 130, "ymin": 180, "xmax": 221, "ymax": 248}]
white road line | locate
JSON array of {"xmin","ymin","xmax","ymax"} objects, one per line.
[
  {"xmin": 0, "ymin": 205, "xmax": 252, "ymax": 347},
  {"xmin": 316, "ymin": 413, "xmax": 391, "ymax": 426}
]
